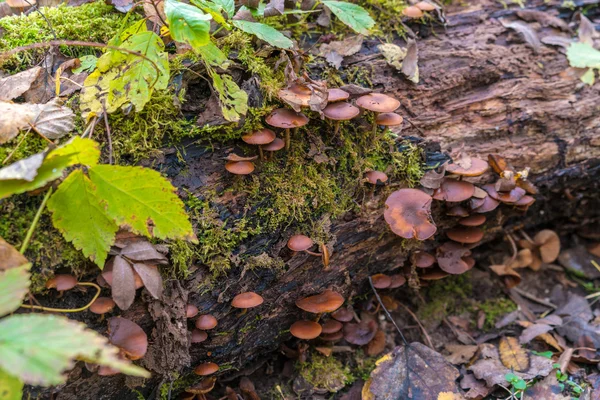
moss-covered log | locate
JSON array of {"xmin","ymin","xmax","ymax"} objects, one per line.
[{"xmin": 26, "ymin": 0, "xmax": 600, "ymax": 398}]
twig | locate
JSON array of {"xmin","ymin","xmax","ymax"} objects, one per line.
[
  {"xmin": 397, "ymin": 302, "xmax": 435, "ymax": 349},
  {"xmin": 3, "ymin": 126, "xmax": 32, "ymax": 164},
  {"xmin": 102, "ymin": 110, "xmax": 114, "ymax": 165},
  {"xmin": 404, "ymin": 117, "xmax": 426, "ymax": 136},
  {"xmin": 368, "ymin": 276, "xmax": 409, "ymax": 346},
  {"xmin": 506, "ymin": 233, "xmax": 518, "ymax": 263},
  {"xmin": 21, "ymin": 282, "xmax": 101, "ymax": 313},
  {"xmin": 20, "ymin": 187, "xmax": 53, "ymax": 254},
  {"xmin": 512, "ymin": 287, "xmax": 556, "ymax": 309},
  {"xmin": 82, "ymin": 116, "xmax": 99, "ymax": 139}
]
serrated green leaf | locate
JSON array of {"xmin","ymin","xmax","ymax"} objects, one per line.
[
  {"xmin": 88, "ymin": 165, "xmax": 197, "ymax": 243},
  {"xmin": 0, "ymin": 137, "xmax": 100, "ymax": 200},
  {"xmin": 210, "ymin": 71, "xmax": 248, "ymax": 122},
  {"xmin": 567, "ymin": 42, "xmax": 600, "ymax": 69},
  {"xmin": 321, "ymin": 0, "xmax": 374, "ymax": 35},
  {"xmin": 197, "ymin": 41, "xmax": 230, "ymax": 69},
  {"xmin": 0, "ymin": 368, "xmax": 23, "ymax": 400},
  {"xmin": 165, "ymin": 0, "xmax": 212, "ymax": 49},
  {"xmin": 0, "ymin": 264, "xmax": 30, "ymax": 317},
  {"xmin": 0, "ymin": 314, "xmax": 149, "ymax": 386},
  {"xmin": 212, "ymin": 0, "xmax": 234, "ymax": 18},
  {"xmin": 191, "ymin": 0, "xmax": 230, "ymax": 28},
  {"xmin": 232, "ymin": 20, "xmax": 293, "ymax": 49},
  {"xmin": 47, "ymin": 170, "xmax": 118, "ymax": 267}
]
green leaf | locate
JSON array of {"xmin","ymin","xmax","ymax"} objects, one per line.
[
  {"xmin": 232, "ymin": 20, "xmax": 293, "ymax": 49},
  {"xmin": 0, "ymin": 137, "xmax": 100, "ymax": 200},
  {"xmin": 513, "ymin": 378, "xmax": 527, "ymax": 390},
  {"xmin": 210, "ymin": 71, "xmax": 248, "ymax": 122},
  {"xmin": 0, "ymin": 368, "xmax": 23, "ymax": 400},
  {"xmin": 212, "ymin": 0, "xmax": 234, "ymax": 18},
  {"xmin": 0, "ymin": 314, "xmax": 149, "ymax": 386},
  {"xmin": 505, "ymin": 372, "xmax": 517, "ymax": 382},
  {"xmin": 567, "ymin": 42, "xmax": 600, "ymax": 68},
  {"xmin": 0, "ymin": 264, "xmax": 30, "ymax": 318},
  {"xmin": 165, "ymin": 0, "xmax": 212, "ymax": 49},
  {"xmin": 191, "ymin": 0, "xmax": 230, "ymax": 27},
  {"xmin": 197, "ymin": 41, "xmax": 230, "ymax": 69},
  {"xmin": 88, "ymin": 165, "xmax": 197, "ymax": 243},
  {"xmin": 321, "ymin": 0, "xmax": 374, "ymax": 35},
  {"xmin": 581, "ymin": 68, "xmax": 595, "ymax": 85},
  {"xmin": 72, "ymin": 55, "xmax": 98, "ymax": 74},
  {"xmin": 47, "ymin": 170, "xmax": 118, "ymax": 267},
  {"xmin": 531, "ymin": 350, "xmax": 553, "ymax": 359}
]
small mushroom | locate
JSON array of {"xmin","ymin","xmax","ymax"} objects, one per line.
[
  {"xmin": 356, "ymin": 93, "xmax": 401, "ymax": 137},
  {"xmin": 186, "ymin": 304, "xmax": 199, "ymax": 318},
  {"xmin": 242, "ymin": 128, "xmax": 276, "ymax": 160},
  {"xmin": 371, "ymin": 274, "xmax": 392, "ymax": 289},
  {"xmin": 191, "ymin": 329, "xmax": 208, "ymax": 344},
  {"xmin": 320, "ymin": 330, "xmax": 344, "ymax": 341},
  {"xmin": 471, "ymin": 194, "xmax": 500, "ymax": 213},
  {"xmin": 447, "ymin": 227, "xmax": 484, "ymax": 244},
  {"xmin": 375, "ymin": 113, "xmax": 403, "ymax": 130},
  {"xmin": 265, "ymin": 108, "xmax": 309, "ymax": 150},
  {"xmin": 412, "ymin": 251, "xmax": 436, "ymax": 268},
  {"xmin": 194, "ymin": 362, "xmax": 219, "ymax": 376},
  {"xmin": 420, "ymin": 269, "xmax": 450, "ymax": 281},
  {"xmin": 322, "ymin": 102, "xmax": 360, "ymax": 135},
  {"xmin": 195, "ymin": 314, "xmax": 218, "ymax": 330},
  {"xmin": 287, "ymin": 234, "xmax": 330, "ymax": 267},
  {"xmin": 343, "ymin": 319, "xmax": 378, "ymax": 345},
  {"xmin": 446, "ymin": 157, "xmax": 489, "ymax": 177},
  {"xmin": 327, "ymin": 88, "xmax": 350, "ymax": 102},
  {"xmin": 6, "ymin": 0, "xmax": 36, "ymax": 11},
  {"xmin": 262, "ymin": 137, "xmax": 285, "ymax": 160},
  {"xmin": 364, "ymin": 170, "xmax": 389, "ymax": 186},
  {"xmin": 186, "ymin": 376, "xmax": 216, "ymax": 400},
  {"xmin": 402, "ymin": 5, "xmax": 423, "ymax": 18},
  {"xmin": 433, "ymin": 179, "xmax": 475, "ymax": 202},
  {"xmin": 514, "ymin": 195, "xmax": 535, "ymax": 211},
  {"xmin": 108, "ymin": 317, "xmax": 148, "ymax": 360},
  {"xmin": 225, "ymin": 160, "xmax": 255, "ymax": 175},
  {"xmin": 231, "ymin": 292, "xmax": 264, "ymax": 309},
  {"xmin": 296, "ymin": 289, "xmax": 344, "ymax": 314},
  {"xmin": 458, "ymin": 215, "xmax": 486, "ymax": 227},
  {"xmin": 415, "ymin": 1, "xmax": 436, "ymax": 11},
  {"xmin": 447, "ymin": 205, "xmax": 470, "ymax": 217},
  {"xmin": 436, "ymin": 242, "xmax": 473, "ymax": 275},
  {"xmin": 89, "ymin": 297, "xmax": 116, "ymax": 315},
  {"xmin": 290, "ymin": 320, "xmax": 322, "ymax": 339},
  {"xmin": 321, "ymin": 319, "xmax": 343, "ymax": 334},
  {"xmin": 223, "ymin": 153, "xmax": 258, "ymax": 162},
  {"xmin": 520, "ymin": 230, "xmax": 560, "ymax": 268},
  {"xmin": 331, "ymin": 307, "xmax": 354, "ymax": 322},
  {"xmin": 46, "ymin": 274, "xmax": 78, "ymax": 292},
  {"xmin": 366, "ymin": 330, "xmax": 386, "ymax": 356},
  {"xmin": 384, "ymin": 189, "xmax": 437, "ymax": 240},
  {"xmin": 388, "ymin": 274, "xmax": 406, "ymax": 288}
]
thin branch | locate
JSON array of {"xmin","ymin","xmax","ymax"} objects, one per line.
[
  {"xmin": 397, "ymin": 302, "xmax": 434, "ymax": 349},
  {"xmin": 368, "ymin": 276, "xmax": 409, "ymax": 346},
  {"xmin": 20, "ymin": 187, "xmax": 53, "ymax": 254},
  {"xmin": 102, "ymin": 110, "xmax": 114, "ymax": 165}
]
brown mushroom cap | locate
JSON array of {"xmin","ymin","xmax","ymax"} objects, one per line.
[
  {"xmin": 356, "ymin": 93, "xmax": 400, "ymax": 113},
  {"xmin": 278, "ymin": 84, "xmax": 312, "ymax": 107},
  {"xmin": 290, "ymin": 320, "xmax": 322, "ymax": 339},
  {"xmin": 195, "ymin": 314, "xmax": 218, "ymax": 330},
  {"xmin": 388, "ymin": 274, "xmax": 406, "ymax": 288},
  {"xmin": 420, "ymin": 269, "xmax": 450, "ymax": 280},
  {"xmin": 366, "ymin": 330, "xmax": 386, "ymax": 356},
  {"xmin": 194, "ymin": 362, "xmax": 219, "ymax": 376},
  {"xmin": 364, "ymin": 170, "xmax": 389, "ymax": 185},
  {"xmin": 186, "ymin": 304, "xmax": 199, "ymax": 319},
  {"xmin": 186, "ymin": 376, "xmax": 216, "ymax": 395},
  {"xmin": 287, "ymin": 234, "xmax": 314, "ymax": 252},
  {"xmin": 436, "ymin": 242, "xmax": 473, "ymax": 274},
  {"xmin": 231, "ymin": 292, "xmax": 264, "ymax": 308},
  {"xmin": 415, "ymin": 1, "xmax": 436, "ymax": 11},
  {"xmin": 375, "ymin": 113, "xmax": 404, "ymax": 127},
  {"xmin": 514, "ymin": 195, "xmax": 535, "ymax": 207},
  {"xmin": 225, "ymin": 161, "xmax": 254, "ymax": 175},
  {"xmin": 471, "ymin": 194, "xmax": 500, "ymax": 213},
  {"xmin": 262, "ymin": 137, "xmax": 285, "ymax": 152},
  {"xmin": 45, "ymin": 274, "xmax": 78, "ymax": 291},
  {"xmin": 7, "ymin": 0, "xmax": 36, "ymax": 7},
  {"xmin": 343, "ymin": 320, "xmax": 378, "ymax": 345},
  {"xmin": 327, "ymin": 88, "xmax": 350, "ymax": 102},
  {"xmin": 413, "ymin": 251, "xmax": 436, "ymax": 268},
  {"xmin": 446, "ymin": 157, "xmax": 489, "ymax": 177},
  {"xmin": 89, "ymin": 297, "xmax": 116, "ymax": 315},
  {"xmin": 108, "ymin": 317, "xmax": 148, "ymax": 360},
  {"xmin": 463, "ymin": 256, "xmax": 476, "ymax": 269},
  {"xmin": 321, "ymin": 319, "xmax": 343, "ymax": 334},
  {"xmin": 223, "ymin": 153, "xmax": 258, "ymax": 162},
  {"xmin": 458, "ymin": 215, "xmax": 486, "ymax": 227},
  {"xmin": 191, "ymin": 329, "xmax": 208, "ymax": 343},
  {"xmin": 384, "ymin": 189, "xmax": 437, "ymax": 240},
  {"xmin": 447, "ymin": 205, "xmax": 470, "ymax": 217},
  {"xmin": 331, "ymin": 307, "xmax": 354, "ymax": 322},
  {"xmin": 320, "ymin": 330, "xmax": 344, "ymax": 341},
  {"xmin": 296, "ymin": 289, "xmax": 344, "ymax": 313},
  {"xmin": 402, "ymin": 5, "xmax": 424, "ymax": 18},
  {"xmin": 447, "ymin": 227, "xmax": 484, "ymax": 244},
  {"xmin": 534, "ymin": 230, "xmax": 560, "ymax": 263},
  {"xmin": 322, "ymin": 102, "xmax": 360, "ymax": 121},
  {"xmin": 483, "ymin": 184, "xmax": 526, "ymax": 204},
  {"xmin": 242, "ymin": 128, "xmax": 276, "ymax": 145},
  {"xmin": 433, "ymin": 179, "xmax": 475, "ymax": 202},
  {"xmin": 265, "ymin": 108, "xmax": 309, "ymax": 129},
  {"xmin": 371, "ymin": 274, "xmax": 392, "ymax": 289}
]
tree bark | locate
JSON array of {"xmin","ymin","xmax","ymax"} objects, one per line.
[{"xmin": 44, "ymin": 0, "xmax": 600, "ymax": 398}]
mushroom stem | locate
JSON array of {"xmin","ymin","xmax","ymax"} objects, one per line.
[
  {"xmin": 285, "ymin": 129, "xmax": 291, "ymax": 150},
  {"xmin": 371, "ymin": 116, "xmax": 379, "ymax": 139},
  {"xmin": 321, "ymin": 243, "xmax": 330, "ymax": 269},
  {"xmin": 258, "ymin": 146, "xmax": 264, "ymax": 160},
  {"xmin": 20, "ymin": 282, "xmax": 101, "ymax": 313},
  {"xmin": 333, "ymin": 121, "xmax": 341, "ymax": 136},
  {"xmin": 304, "ymin": 250, "xmax": 322, "ymax": 257}
]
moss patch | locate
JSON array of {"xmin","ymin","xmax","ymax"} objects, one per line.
[
  {"xmin": 474, "ymin": 297, "xmax": 517, "ymax": 330},
  {"xmin": 298, "ymin": 354, "xmax": 354, "ymax": 392},
  {"xmin": 0, "ymin": 1, "xmax": 131, "ymax": 71},
  {"xmin": 417, "ymin": 273, "xmax": 473, "ymax": 325}
]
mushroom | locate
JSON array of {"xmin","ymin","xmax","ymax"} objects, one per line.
[
  {"xmin": 89, "ymin": 297, "xmax": 116, "ymax": 316},
  {"xmin": 278, "ymin": 84, "xmax": 312, "ymax": 108},
  {"xmin": 356, "ymin": 93, "xmax": 401, "ymax": 137},
  {"xmin": 262, "ymin": 137, "xmax": 285, "ymax": 160},
  {"xmin": 191, "ymin": 329, "xmax": 208, "ymax": 344},
  {"xmin": 225, "ymin": 160, "xmax": 255, "ymax": 175},
  {"xmin": 186, "ymin": 303, "xmax": 199, "ymax": 318},
  {"xmin": 290, "ymin": 320, "xmax": 322, "ymax": 339},
  {"xmin": 375, "ymin": 113, "xmax": 404, "ymax": 132},
  {"xmin": 436, "ymin": 242, "xmax": 473, "ymax": 275},
  {"xmin": 343, "ymin": 320, "xmax": 378, "ymax": 345},
  {"xmin": 519, "ymin": 230, "xmax": 560, "ymax": 270},
  {"xmin": 320, "ymin": 330, "xmax": 344, "ymax": 341},
  {"xmin": 195, "ymin": 314, "xmax": 218, "ymax": 330},
  {"xmin": 108, "ymin": 317, "xmax": 148, "ymax": 360},
  {"xmin": 194, "ymin": 362, "xmax": 219, "ymax": 376},
  {"xmin": 364, "ymin": 170, "xmax": 389, "ymax": 186},
  {"xmin": 287, "ymin": 234, "xmax": 330, "ymax": 268},
  {"xmin": 327, "ymin": 88, "xmax": 350, "ymax": 102},
  {"xmin": 265, "ymin": 108, "xmax": 309, "ymax": 150},
  {"xmin": 388, "ymin": 274, "xmax": 406, "ymax": 288},
  {"xmin": 420, "ymin": 269, "xmax": 450, "ymax": 281},
  {"xmin": 242, "ymin": 128, "xmax": 276, "ymax": 160},
  {"xmin": 471, "ymin": 194, "xmax": 500, "ymax": 213},
  {"xmin": 296, "ymin": 289, "xmax": 344, "ymax": 314},
  {"xmin": 231, "ymin": 292, "xmax": 264, "ymax": 309},
  {"xmin": 239, "ymin": 377, "xmax": 261, "ymax": 400},
  {"xmin": 446, "ymin": 157, "xmax": 489, "ymax": 177},
  {"xmin": 482, "ymin": 184, "xmax": 526, "ymax": 204},
  {"xmin": 384, "ymin": 188, "xmax": 437, "ymax": 240},
  {"xmin": 433, "ymin": 179, "xmax": 475, "ymax": 202},
  {"xmin": 447, "ymin": 227, "xmax": 484, "ymax": 244},
  {"xmin": 6, "ymin": 0, "xmax": 36, "ymax": 11},
  {"xmin": 46, "ymin": 274, "xmax": 78, "ymax": 295},
  {"xmin": 331, "ymin": 307, "xmax": 354, "ymax": 322},
  {"xmin": 415, "ymin": 1, "xmax": 436, "ymax": 11},
  {"xmin": 458, "ymin": 215, "xmax": 486, "ymax": 227},
  {"xmin": 514, "ymin": 195, "xmax": 535, "ymax": 211},
  {"xmin": 402, "ymin": 5, "xmax": 423, "ymax": 18},
  {"xmin": 447, "ymin": 205, "xmax": 470, "ymax": 217},
  {"xmin": 412, "ymin": 251, "xmax": 436, "ymax": 268},
  {"xmin": 185, "ymin": 376, "xmax": 216, "ymax": 400},
  {"xmin": 371, "ymin": 274, "xmax": 392, "ymax": 289},
  {"xmin": 322, "ymin": 102, "xmax": 360, "ymax": 135},
  {"xmin": 321, "ymin": 319, "xmax": 343, "ymax": 334},
  {"xmin": 366, "ymin": 330, "xmax": 386, "ymax": 356}
]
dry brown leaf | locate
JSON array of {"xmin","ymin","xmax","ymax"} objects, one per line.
[
  {"xmin": 132, "ymin": 263, "xmax": 163, "ymax": 299},
  {"xmin": 519, "ymin": 323, "xmax": 553, "ymax": 344},
  {"xmin": 489, "ymin": 264, "xmax": 521, "ymax": 288},
  {"xmin": 0, "ymin": 152, "xmax": 46, "ymax": 182},
  {"xmin": 499, "ymin": 337, "xmax": 530, "ymax": 371},
  {"xmin": 119, "ymin": 241, "xmax": 168, "ymax": 264},
  {"xmin": 0, "ymin": 67, "xmax": 43, "ymax": 101},
  {"xmin": 0, "ymin": 237, "xmax": 29, "ymax": 270},
  {"xmin": 143, "ymin": 0, "xmax": 166, "ymax": 26},
  {"xmin": 444, "ymin": 344, "xmax": 479, "ymax": 365},
  {"xmin": 579, "ymin": 14, "xmax": 598, "ymax": 46},
  {"xmin": 110, "ymin": 256, "xmax": 136, "ymax": 310},
  {"xmin": 460, "ymin": 373, "xmax": 492, "ymax": 400},
  {"xmin": 319, "ymin": 36, "xmax": 363, "ymax": 69},
  {"xmin": 500, "ymin": 19, "xmax": 541, "ymax": 53},
  {"xmin": 0, "ymin": 100, "xmax": 74, "ymax": 143},
  {"xmin": 515, "ymin": 10, "xmax": 570, "ymax": 32},
  {"xmin": 420, "ymin": 165, "xmax": 446, "ymax": 189},
  {"xmin": 524, "ymin": 374, "xmax": 570, "ymax": 399}
]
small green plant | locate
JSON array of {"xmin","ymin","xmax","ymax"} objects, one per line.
[
  {"xmin": 554, "ymin": 364, "xmax": 585, "ymax": 397},
  {"xmin": 504, "ymin": 372, "xmax": 527, "ymax": 398}
]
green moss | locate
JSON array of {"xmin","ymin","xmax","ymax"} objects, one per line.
[
  {"xmin": 158, "ymin": 373, "xmax": 197, "ymax": 400},
  {"xmin": 0, "ymin": 2, "xmax": 131, "ymax": 71},
  {"xmin": 352, "ymin": 349, "xmax": 378, "ymax": 381},
  {"xmin": 0, "ymin": 134, "xmax": 48, "ymax": 165},
  {"xmin": 298, "ymin": 354, "xmax": 354, "ymax": 392},
  {"xmin": 475, "ymin": 298, "xmax": 517, "ymax": 330},
  {"xmin": 417, "ymin": 273, "xmax": 473, "ymax": 323},
  {"xmin": 244, "ymin": 253, "xmax": 286, "ymax": 272}
]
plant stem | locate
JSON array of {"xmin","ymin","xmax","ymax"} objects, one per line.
[
  {"xmin": 20, "ymin": 187, "xmax": 53, "ymax": 254},
  {"xmin": 285, "ymin": 128, "xmax": 291, "ymax": 150},
  {"xmin": 21, "ymin": 282, "xmax": 102, "ymax": 313}
]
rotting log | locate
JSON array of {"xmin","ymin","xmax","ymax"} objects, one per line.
[{"xmin": 36, "ymin": 0, "xmax": 600, "ymax": 398}]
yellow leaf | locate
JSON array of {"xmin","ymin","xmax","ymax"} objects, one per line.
[
  {"xmin": 499, "ymin": 337, "xmax": 530, "ymax": 372},
  {"xmin": 438, "ymin": 392, "xmax": 465, "ymax": 400}
]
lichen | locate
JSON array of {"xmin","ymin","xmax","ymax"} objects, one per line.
[
  {"xmin": 0, "ymin": 1, "xmax": 131, "ymax": 71},
  {"xmin": 298, "ymin": 354, "xmax": 354, "ymax": 392}
]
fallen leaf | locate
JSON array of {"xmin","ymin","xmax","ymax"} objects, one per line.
[
  {"xmin": 489, "ymin": 263, "xmax": 521, "ymax": 288},
  {"xmin": 0, "ymin": 237, "xmax": 28, "ymax": 270},
  {"xmin": 499, "ymin": 337, "xmax": 529, "ymax": 371},
  {"xmin": 420, "ymin": 165, "xmax": 446, "ymax": 189},
  {"xmin": 524, "ymin": 373, "xmax": 570, "ymax": 399},
  {"xmin": 579, "ymin": 14, "xmax": 598, "ymax": 46},
  {"xmin": 500, "ymin": 19, "xmax": 541, "ymax": 53},
  {"xmin": 519, "ymin": 323, "xmax": 553, "ymax": 344},
  {"xmin": 0, "ymin": 67, "xmax": 43, "ymax": 101},
  {"xmin": 363, "ymin": 343, "xmax": 462, "ymax": 400},
  {"xmin": 460, "ymin": 372, "xmax": 492, "ymax": 399},
  {"xmin": 469, "ymin": 343, "xmax": 553, "ymax": 387},
  {"xmin": 132, "ymin": 263, "xmax": 162, "ymax": 299},
  {"xmin": 444, "ymin": 344, "xmax": 479, "ymax": 365},
  {"xmin": 0, "ymin": 152, "xmax": 46, "ymax": 182},
  {"xmin": 319, "ymin": 35, "xmax": 363, "ymax": 68},
  {"xmin": 110, "ymin": 256, "xmax": 137, "ymax": 310},
  {"xmin": 339, "ymin": 84, "xmax": 372, "ymax": 96},
  {"xmin": 0, "ymin": 100, "xmax": 75, "ymax": 143},
  {"xmin": 541, "ymin": 35, "xmax": 572, "ymax": 49},
  {"xmin": 515, "ymin": 10, "xmax": 569, "ymax": 32},
  {"xmin": 263, "ymin": 0, "xmax": 284, "ymax": 16},
  {"xmin": 119, "ymin": 241, "xmax": 168, "ymax": 264},
  {"xmin": 558, "ymin": 246, "xmax": 600, "ymax": 279},
  {"xmin": 378, "ymin": 41, "xmax": 419, "ymax": 83},
  {"xmin": 108, "ymin": 0, "xmax": 134, "ymax": 12}
]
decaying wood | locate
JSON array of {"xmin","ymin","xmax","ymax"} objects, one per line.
[{"xmin": 45, "ymin": 1, "xmax": 600, "ymax": 398}]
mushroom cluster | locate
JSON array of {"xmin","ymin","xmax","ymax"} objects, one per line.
[{"xmin": 402, "ymin": 1, "xmax": 437, "ymax": 18}]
